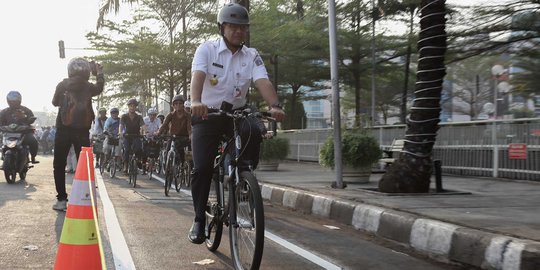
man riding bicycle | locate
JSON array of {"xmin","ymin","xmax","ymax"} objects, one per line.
[
  {"xmin": 142, "ymin": 108, "xmax": 161, "ymax": 175},
  {"xmin": 157, "ymin": 95, "xmax": 191, "ymax": 163},
  {"xmin": 188, "ymin": 3, "xmax": 285, "ymax": 244},
  {"xmin": 91, "ymin": 107, "xmax": 108, "ymax": 167},
  {"xmin": 119, "ymin": 99, "xmax": 144, "ymax": 173},
  {"xmin": 103, "ymin": 107, "xmax": 121, "ymax": 166}
]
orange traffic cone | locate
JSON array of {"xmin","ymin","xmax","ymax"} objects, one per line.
[{"xmin": 54, "ymin": 147, "xmax": 105, "ymax": 270}]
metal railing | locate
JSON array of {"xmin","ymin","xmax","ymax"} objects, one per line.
[{"xmin": 280, "ymin": 118, "xmax": 540, "ymax": 181}]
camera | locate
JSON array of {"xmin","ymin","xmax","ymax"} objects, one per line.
[{"xmin": 89, "ymin": 61, "xmax": 98, "ymax": 76}]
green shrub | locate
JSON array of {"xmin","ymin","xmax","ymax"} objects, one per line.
[
  {"xmin": 319, "ymin": 131, "xmax": 382, "ymax": 169},
  {"xmin": 260, "ymin": 137, "xmax": 290, "ymax": 161}
]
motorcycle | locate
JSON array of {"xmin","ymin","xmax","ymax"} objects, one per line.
[{"xmin": 0, "ymin": 117, "xmax": 36, "ymax": 184}]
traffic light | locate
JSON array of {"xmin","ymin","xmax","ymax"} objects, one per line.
[{"xmin": 58, "ymin": 40, "xmax": 65, "ymax": 59}]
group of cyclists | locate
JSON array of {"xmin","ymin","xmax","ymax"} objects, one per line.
[{"xmin": 90, "ymin": 95, "xmax": 192, "ymax": 179}]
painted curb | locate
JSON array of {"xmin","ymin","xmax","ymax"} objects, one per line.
[{"xmin": 260, "ymin": 183, "xmax": 540, "ymax": 270}]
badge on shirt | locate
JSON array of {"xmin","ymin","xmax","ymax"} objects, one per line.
[
  {"xmin": 209, "ymin": 75, "xmax": 218, "ymax": 86},
  {"xmin": 234, "ymin": 87, "xmax": 242, "ymax": 98},
  {"xmin": 254, "ymin": 55, "xmax": 263, "ymax": 66}
]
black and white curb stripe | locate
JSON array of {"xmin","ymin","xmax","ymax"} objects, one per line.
[{"xmin": 260, "ymin": 183, "xmax": 540, "ymax": 270}]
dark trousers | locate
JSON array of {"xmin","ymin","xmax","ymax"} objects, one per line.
[
  {"xmin": 122, "ymin": 136, "xmax": 142, "ymax": 162},
  {"xmin": 53, "ymin": 128, "xmax": 90, "ymax": 201},
  {"xmin": 22, "ymin": 133, "xmax": 38, "ymax": 159},
  {"xmin": 191, "ymin": 115, "xmax": 262, "ymax": 223}
]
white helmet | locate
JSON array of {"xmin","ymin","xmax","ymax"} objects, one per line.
[{"xmin": 147, "ymin": 108, "xmax": 158, "ymax": 115}]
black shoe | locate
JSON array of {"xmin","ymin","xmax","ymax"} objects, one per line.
[
  {"xmin": 31, "ymin": 158, "xmax": 40, "ymax": 164},
  {"xmin": 188, "ymin": 222, "xmax": 205, "ymax": 244}
]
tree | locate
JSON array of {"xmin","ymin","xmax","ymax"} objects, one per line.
[
  {"xmin": 90, "ymin": 0, "xmax": 217, "ymax": 110},
  {"xmin": 445, "ymin": 56, "xmax": 495, "ymax": 120},
  {"xmin": 378, "ymin": 0, "xmax": 422, "ymax": 123},
  {"xmin": 511, "ymin": 49, "xmax": 540, "ymax": 97},
  {"xmin": 250, "ymin": 0, "xmax": 330, "ymax": 129},
  {"xmin": 379, "ymin": 0, "xmax": 447, "ymax": 193},
  {"xmin": 97, "ymin": 0, "xmax": 138, "ymax": 29},
  {"xmin": 337, "ymin": 0, "xmax": 411, "ymax": 127},
  {"xmin": 446, "ymin": 0, "xmax": 540, "ymax": 62}
]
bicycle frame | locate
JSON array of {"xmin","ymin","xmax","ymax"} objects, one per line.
[{"xmin": 205, "ymin": 107, "xmax": 273, "ymax": 270}]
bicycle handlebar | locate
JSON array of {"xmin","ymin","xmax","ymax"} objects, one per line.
[{"xmin": 206, "ymin": 107, "xmax": 277, "ymax": 137}]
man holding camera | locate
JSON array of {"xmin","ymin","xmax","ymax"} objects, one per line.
[{"xmin": 51, "ymin": 57, "xmax": 104, "ymax": 211}]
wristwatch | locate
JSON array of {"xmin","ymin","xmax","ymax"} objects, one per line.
[{"xmin": 270, "ymin": 102, "xmax": 283, "ymax": 110}]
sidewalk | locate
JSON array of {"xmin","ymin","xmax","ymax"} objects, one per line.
[{"xmin": 255, "ymin": 161, "xmax": 540, "ymax": 270}]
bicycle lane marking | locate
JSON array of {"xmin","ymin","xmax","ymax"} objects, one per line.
[
  {"xmin": 151, "ymin": 174, "xmax": 343, "ymax": 269},
  {"xmin": 96, "ymin": 170, "xmax": 137, "ymax": 270}
]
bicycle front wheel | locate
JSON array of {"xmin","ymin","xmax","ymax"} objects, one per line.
[
  {"xmin": 109, "ymin": 156, "xmax": 117, "ymax": 178},
  {"xmin": 128, "ymin": 157, "xmax": 137, "ymax": 187},
  {"xmin": 205, "ymin": 176, "xmax": 223, "ymax": 251},
  {"xmin": 164, "ymin": 154, "xmax": 174, "ymax": 196},
  {"xmin": 99, "ymin": 155, "xmax": 106, "ymax": 175},
  {"xmin": 229, "ymin": 171, "xmax": 264, "ymax": 270}
]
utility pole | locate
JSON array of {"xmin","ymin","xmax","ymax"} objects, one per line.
[
  {"xmin": 328, "ymin": 0, "xmax": 343, "ymax": 189},
  {"xmin": 370, "ymin": 0, "xmax": 377, "ymax": 125}
]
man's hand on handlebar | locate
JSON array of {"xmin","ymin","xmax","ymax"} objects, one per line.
[
  {"xmin": 190, "ymin": 101, "xmax": 208, "ymax": 118},
  {"xmin": 268, "ymin": 107, "xmax": 285, "ymax": 122}
]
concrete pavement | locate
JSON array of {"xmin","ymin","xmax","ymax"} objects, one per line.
[{"xmin": 255, "ymin": 161, "xmax": 540, "ymax": 270}]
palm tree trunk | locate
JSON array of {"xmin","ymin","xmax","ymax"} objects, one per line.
[{"xmin": 379, "ymin": 0, "xmax": 447, "ymax": 193}]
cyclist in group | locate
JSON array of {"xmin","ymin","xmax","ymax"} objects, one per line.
[
  {"xmin": 103, "ymin": 107, "xmax": 121, "ymax": 167},
  {"xmin": 119, "ymin": 99, "xmax": 145, "ymax": 173},
  {"xmin": 157, "ymin": 114, "xmax": 165, "ymax": 125},
  {"xmin": 142, "ymin": 108, "xmax": 161, "ymax": 175},
  {"xmin": 187, "ymin": 3, "xmax": 285, "ymax": 244},
  {"xmin": 91, "ymin": 107, "xmax": 108, "ymax": 167},
  {"xmin": 0, "ymin": 91, "xmax": 40, "ymax": 164},
  {"xmin": 157, "ymin": 95, "xmax": 191, "ymax": 163}
]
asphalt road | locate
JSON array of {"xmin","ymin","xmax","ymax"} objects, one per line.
[{"xmin": 0, "ymin": 156, "xmax": 475, "ymax": 269}]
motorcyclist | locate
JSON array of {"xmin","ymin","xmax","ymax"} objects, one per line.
[{"xmin": 0, "ymin": 91, "xmax": 39, "ymax": 164}]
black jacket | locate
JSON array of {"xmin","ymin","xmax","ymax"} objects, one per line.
[
  {"xmin": 0, "ymin": 106, "xmax": 34, "ymax": 126},
  {"xmin": 52, "ymin": 74, "xmax": 104, "ymax": 131}
]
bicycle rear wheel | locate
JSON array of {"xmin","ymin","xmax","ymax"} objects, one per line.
[
  {"xmin": 205, "ymin": 176, "xmax": 223, "ymax": 251},
  {"xmin": 229, "ymin": 171, "xmax": 264, "ymax": 270}
]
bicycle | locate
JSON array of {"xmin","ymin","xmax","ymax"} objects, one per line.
[
  {"xmin": 204, "ymin": 106, "xmax": 275, "ymax": 270},
  {"xmin": 163, "ymin": 135, "xmax": 189, "ymax": 196},
  {"xmin": 92, "ymin": 135, "xmax": 105, "ymax": 169},
  {"xmin": 101, "ymin": 133, "xmax": 121, "ymax": 178},
  {"xmin": 124, "ymin": 134, "xmax": 144, "ymax": 188},
  {"xmin": 156, "ymin": 137, "xmax": 168, "ymax": 175},
  {"xmin": 181, "ymin": 146, "xmax": 193, "ymax": 188},
  {"xmin": 143, "ymin": 137, "xmax": 161, "ymax": 180}
]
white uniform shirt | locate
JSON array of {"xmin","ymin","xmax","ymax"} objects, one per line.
[
  {"xmin": 191, "ymin": 38, "xmax": 269, "ymax": 109},
  {"xmin": 143, "ymin": 116, "xmax": 161, "ymax": 139}
]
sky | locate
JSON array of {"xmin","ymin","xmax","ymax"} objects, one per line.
[
  {"xmin": 0, "ymin": 0, "xmax": 490, "ymax": 113},
  {"xmin": 0, "ymin": 0, "xmax": 125, "ymax": 113}
]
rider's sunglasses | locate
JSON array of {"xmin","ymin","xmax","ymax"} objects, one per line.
[{"xmin": 225, "ymin": 23, "xmax": 249, "ymax": 31}]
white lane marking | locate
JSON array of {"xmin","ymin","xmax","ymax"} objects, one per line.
[
  {"xmin": 150, "ymin": 175, "xmax": 342, "ymax": 269},
  {"xmin": 265, "ymin": 231, "xmax": 342, "ymax": 270},
  {"xmin": 96, "ymin": 171, "xmax": 137, "ymax": 270}
]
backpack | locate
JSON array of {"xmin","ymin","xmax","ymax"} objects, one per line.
[{"xmin": 59, "ymin": 87, "xmax": 94, "ymax": 129}]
